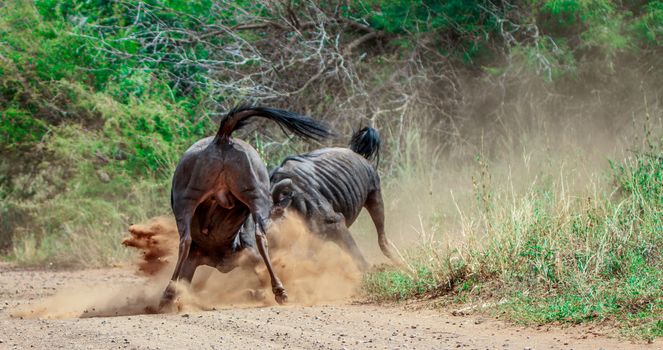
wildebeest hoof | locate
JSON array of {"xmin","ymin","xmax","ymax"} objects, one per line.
[
  {"xmin": 158, "ymin": 298, "xmax": 173, "ymax": 312},
  {"xmin": 273, "ymin": 287, "xmax": 288, "ymax": 305},
  {"xmin": 157, "ymin": 300, "xmax": 173, "ymax": 313},
  {"xmin": 158, "ymin": 285, "xmax": 176, "ymax": 311}
]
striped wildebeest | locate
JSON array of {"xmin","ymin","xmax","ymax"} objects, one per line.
[
  {"xmin": 269, "ymin": 127, "xmax": 399, "ymax": 271},
  {"xmin": 161, "ymin": 105, "xmax": 332, "ymax": 309}
]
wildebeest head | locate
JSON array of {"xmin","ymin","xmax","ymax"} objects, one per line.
[{"xmin": 270, "ymin": 178, "xmax": 295, "ymax": 219}]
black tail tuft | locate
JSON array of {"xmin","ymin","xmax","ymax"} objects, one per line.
[
  {"xmin": 349, "ymin": 126, "xmax": 381, "ymax": 164},
  {"xmin": 216, "ymin": 105, "xmax": 333, "ymax": 142}
]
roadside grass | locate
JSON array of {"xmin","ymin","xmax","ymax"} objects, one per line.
[
  {"xmin": 364, "ymin": 124, "xmax": 663, "ymax": 339},
  {"xmin": 5, "ymin": 177, "xmax": 171, "ymax": 267}
]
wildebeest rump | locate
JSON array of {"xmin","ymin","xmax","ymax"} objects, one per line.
[
  {"xmin": 162, "ymin": 106, "xmax": 332, "ymax": 308},
  {"xmin": 269, "ymin": 127, "xmax": 398, "ymax": 270}
]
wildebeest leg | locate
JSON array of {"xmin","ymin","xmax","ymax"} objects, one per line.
[
  {"xmin": 161, "ymin": 197, "xmax": 197, "ymax": 308},
  {"xmin": 160, "ymin": 244, "xmax": 206, "ymax": 308},
  {"xmin": 177, "ymin": 246, "xmax": 206, "ymax": 283},
  {"xmin": 232, "ymin": 190, "xmax": 288, "ymax": 304},
  {"xmin": 325, "ymin": 223, "xmax": 370, "ymax": 271},
  {"xmin": 335, "ymin": 232, "xmax": 370, "ymax": 271},
  {"xmin": 171, "ymin": 206, "xmax": 196, "ymax": 280},
  {"xmin": 254, "ymin": 216, "xmax": 288, "ymax": 304},
  {"xmin": 365, "ymin": 190, "xmax": 399, "ymax": 264}
]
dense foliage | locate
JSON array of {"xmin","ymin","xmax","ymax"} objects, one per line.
[{"xmin": 1, "ymin": 0, "xmax": 662, "ymax": 337}]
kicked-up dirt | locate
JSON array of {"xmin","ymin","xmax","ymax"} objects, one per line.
[
  {"xmin": 1, "ymin": 215, "xmax": 661, "ymax": 349},
  {"xmin": 0, "ymin": 262, "xmax": 661, "ymax": 349}
]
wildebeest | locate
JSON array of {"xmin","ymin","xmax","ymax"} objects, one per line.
[
  {"xmin": 269, "ymin": 127, "xmax": 399, "ymax": 271},
  {"xmin": 161, "ymin": 105, "xmax": 332, "ymax": 308}
]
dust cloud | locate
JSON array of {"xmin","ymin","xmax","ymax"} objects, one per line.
[
  {"xmin": 12, "ymin": 214, "xmax": 362, "ymax": 319},
  {"xmin": 11, "ymin": 281, "xmax": 164, "ymax": 319},
  {"xmin": 122, "ymin": 216, "xmax": 179, "ymax": 277}
]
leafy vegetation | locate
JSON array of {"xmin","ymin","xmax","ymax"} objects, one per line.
[{"xmin": 1, "ymin": 0, "xmax": 662, "ymax": 338}]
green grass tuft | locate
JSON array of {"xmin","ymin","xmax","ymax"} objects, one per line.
[{"xmin": 366, "ymin": 129, "xmax": 663, "ymax": 339}]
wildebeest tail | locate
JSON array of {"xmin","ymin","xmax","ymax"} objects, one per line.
[
  {"xmin": 215, "ymin": 105, "xmax": 332, "ymax": 142},
  {"xmin": 349, "ymin": 126, "xmax": 380, "ymax": 163}
]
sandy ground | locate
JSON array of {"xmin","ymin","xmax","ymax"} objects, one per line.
[{"xmin": 0, "ymin": 263, "xmax": 660, "ymax": 350}]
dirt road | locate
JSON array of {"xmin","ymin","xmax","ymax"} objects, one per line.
[{"xmin": 0, "ymin": 263, "xmax": 660, "ymax": 350}]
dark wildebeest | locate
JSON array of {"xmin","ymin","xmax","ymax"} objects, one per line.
[
  {"xmin": 269, "ymin": 127, "xmax": 399, "ymax": 271},
  {"xmin": 161, "ymin": 106, "xmax": 332, "ymax": 308}
]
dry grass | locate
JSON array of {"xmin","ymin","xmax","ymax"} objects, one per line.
[{"xmin": 362, "ymin": 97, "xmax": 663, "ymax": 339}]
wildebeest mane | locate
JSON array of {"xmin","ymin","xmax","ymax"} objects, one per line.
[{"xmin": 349, "ymin": 126, "xmax": 380, "ymax": 165}]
